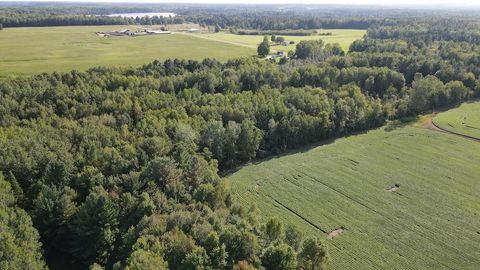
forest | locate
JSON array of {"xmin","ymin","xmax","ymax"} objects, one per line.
[
  {"xmin": 1, "ymin": 5, "xmax": 480, "ymax": 270},
  {"xmin": 0, "ymin": 3, "xmax": 465, "ymax": 29}
]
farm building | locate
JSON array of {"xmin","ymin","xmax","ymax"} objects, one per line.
[
  {"xmin": 146, "ymin": 30, "xmax": 172, "ymax": 35},
  {"xmin": 95, "ymin": 29, "xmax": 136, "ymax": 37}
]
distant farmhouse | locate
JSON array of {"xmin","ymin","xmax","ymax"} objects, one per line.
[
  {"xmin": 96, "ymin": 28, "xmax": 172, "ymax": 37},
  {"xmin": 266, "ymin": 51, "xmax": 286, "ymax": 60}
]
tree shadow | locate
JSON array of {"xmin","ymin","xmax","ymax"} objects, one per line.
[{"xmin": 221, "ymin": 129, "xmax": 370, "ymax": 177}]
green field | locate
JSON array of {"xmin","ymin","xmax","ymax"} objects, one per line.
[
  {"xmin": 183, "ymin": 29, "xmax": 366, "ymax": 53},
  {"xmin": 0, "ymin": 27, "xmax": 364, "ymax": 75},
  {"xmin": 227, "ymin": 111, "xmax": 480, "ymax": 269},
  {"xmin": 0, "ymin": 26, "xmax": 255, "ymax": 75},
  {"xmin": 433, "ymin": 102, "xmax": 480, "ymax": 139}
]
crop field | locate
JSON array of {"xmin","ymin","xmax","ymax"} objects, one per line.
[
  {"xmin": 433, "ymin": 102, "xmax": 480, "ymax": 139},
  {"xmin": 183, "ymin": 29, "xmax": 366, "ymax": 52},
  {"xmin": 0, "ymin": 26, "xmax": 255, "ymax": 75},
  {"xmin": 227, "ymin": 113, "xmax": 480, "ymax": 269}
]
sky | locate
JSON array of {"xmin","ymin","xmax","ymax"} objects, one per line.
[{"xmin": 7, "ymin": 0, "xmax": 480, "ymax": 7}]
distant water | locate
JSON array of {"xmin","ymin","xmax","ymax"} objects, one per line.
[{"xmin": 107, "ymin": 12, "xmax": 176, "ymax": 18}]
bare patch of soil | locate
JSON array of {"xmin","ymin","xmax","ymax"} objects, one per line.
[
  {"xmin": 327, "ymin": 227, "xmax": 345, "ymax": 239},
  {"xmin": 386, "ymin": 184, "xmax": 400, "ymax": 192},
  {"xmin": 421, "ymin": 118, "xmax": 445, "ymax": 132},
  {"xmin": 421, "ymin": 116, "xmax": 480, "ymax": 142}
]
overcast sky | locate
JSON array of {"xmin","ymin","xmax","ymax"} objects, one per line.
[{"xmin": 10, "ymin": 0, "xmax": 480, "ymax": 7}]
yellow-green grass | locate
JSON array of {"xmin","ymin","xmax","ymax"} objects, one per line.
[
  {"xmin": 433, "ymin": 101, "xmax": 480, "ymax": 139},
  {"xmin": 0, "ymin": 25, "xmax": 255, "ymax": 75},
  {"xmin": 227, "ymin": 114, "xmax": 480, "ymax": 269},
  {"xmin": 182, "ymin": 29, "xmax": 366, "ymax": 53}
]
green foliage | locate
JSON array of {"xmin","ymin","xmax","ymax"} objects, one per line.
[
  {"xmin": 284, "ymin": 225, "xmax": 303, "ymax": 251},
  {"xmin": 70, "ymin": 188, "xmax": 120, "ymax": 266},
  {"xmin": 265, "ymin": 217, "xmax": 283, "ymax": 243},
  {"xmin": 32, "ymin": 184, "xmax": 77, "ymax": 253},
  {"xmin": 409, "ymin": 74, "xmax": 446, "ymax": 113},
  {"xmin": 261, "ymin": 244, "xmax": 297, "ymax": 270},
  {"xmin": 125, "ymin": 236, "xmax": 168, "ymax": 270},
  {"xmin": 298, "ymin": 238, "xmax": 328, "ymax": 270},
  {"xmin": 295, "ymin": 40, "xmax": 324, "ymax": 59},
  {"xmin": 220, "ymin": 226, "xmax": 260, "ymax": 268},
  {"xmin": 257, "ymin": 36, "xmax": 271, "ymax": 57},
  {"xmin": 0, "ymin": 175, "xmax": 47, "ymax": 270}
]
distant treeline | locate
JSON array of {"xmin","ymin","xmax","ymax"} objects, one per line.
[
  {"xmin": 0, "ymin": 10, "xmax": 183, "ymax": 27},
  {"xmin": 0, "ymin": 5, "xmax": 379, "ymax": 29}
]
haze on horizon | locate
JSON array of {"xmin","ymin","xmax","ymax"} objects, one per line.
[{"xmin": 9, "ymin": 0, "xmax": 480, "ymax": 7}]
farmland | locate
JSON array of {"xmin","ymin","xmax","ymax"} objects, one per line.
[
  {"xmin": 0, "ymin": 25, "xmax": 254, "ymax": 75},
  {"xmin": 433, "ymin": 102, "xmax": 480, "ymax": 139},
  {"xmin": 182, "ymin": 29, "xmax": 366, "ymax": 52},
  {"xmin": 0, "ymin": 26, "xmax": 364, "ymax": 75},
  {"xmin": 227, "ymin": 113, "xmax": 480, "ymax": 270}
]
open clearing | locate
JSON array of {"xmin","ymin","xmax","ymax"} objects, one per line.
[
  {"xmin": 433, "ymin": 102, "xmax": 480, "ymax": 140},
  {"xmin": 182, "ymin": 29, "xmax": 366, "ymax": 53},
  {"xmin": 227, "ymin": 104, "xmax": 480, "ymax": 270},
  {"xmin": 0, "ymin": 25, "xmax": 254, "ymax": 75},
  {"xmin": 0, "ymin": 27, "xmax": 363, "ymax": 76}
]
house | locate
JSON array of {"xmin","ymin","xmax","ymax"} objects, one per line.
[
  {"xmin": 188, "ymin": 28, "xmax": 199, "ymax": 32},
  {"xmin": 95, "ymin": 29, "xmax": 137, "ymax": 37},
  {"xmin": 281, "ymin": 41, "xmax": 291, "ymax": 46},
  {"xmin": 146, "ymin": 30, "xmax": 172, "ymax": 35},
  {"xmin": 121, "ymin": 29, "xmax": 136, "ymax": 36},
  {"xmin": 265, "ymin": 51, "xmax": 286, "ymax": 60}
]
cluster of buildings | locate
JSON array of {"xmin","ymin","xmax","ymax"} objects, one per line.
[
  {"xmin": 265, "ymin": 51, "xmax": 286, "ymax": 60},
  {"xmin": 95, "ymin": 29, "xmax": 172, "ymax": 37},
  {"xmin": 95, "ymin": 27, "xmax": 199, "ymax": 37}
]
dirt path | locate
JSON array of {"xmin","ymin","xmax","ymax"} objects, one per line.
[
  {"xmin": 176, "ymin": 32, "xmax": 258, "ymax": 50},
  {"xmin": 422, "ymin": 117, "xmax": 480, "ymax": 143},
  {"xmin": 177, "ymin": 32, "xmax": 281, "ymax": 54}
]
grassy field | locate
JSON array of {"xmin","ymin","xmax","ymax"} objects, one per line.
[
  {"xmin": 227, "ymin": 110, "xmax": 480, "ymax": 269},
  {"xmin": 0, "ymin": 27, "xmax": 364, "ymax": 75},
  {"xmin": 433, "ymin": 102, "xmax": 480, "ymax": 139},
  {"xmin": 183, "ymin": 29, "xmax": 366, "ymax": 53},
  {"xmin": 0, "ymin": 25, "xmax": 255, "ymax": 75}
]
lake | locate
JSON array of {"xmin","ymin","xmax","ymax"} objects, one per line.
[{"xmin": 107, "ymin": 12, "xmax": 176, "ymax": 18}]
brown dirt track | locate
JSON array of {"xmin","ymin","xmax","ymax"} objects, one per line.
[{"xmin": 422, "ymin": 117, "xmax": 480, "ymax": 143}]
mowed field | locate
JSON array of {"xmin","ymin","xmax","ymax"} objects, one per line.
[
  {"xmin": 227, "ymin": 109, "xmax": 480, "ymax": 269},
  {"xmin": 0, "ymin": 27, "xmax": 364, "ymax": 75},
  {"xmin": 182, "ymin": 29, "xmax": 366, "ymax": 52},
  {"xmin": 433, "ymin": 101, "xmax": 480, "ymax": 139},
  {"xmin": 0, "ymin": 25, "xmax": 255, "ymax": 75}
]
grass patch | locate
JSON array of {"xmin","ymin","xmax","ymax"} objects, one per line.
[
  {"xmin": 182, "ymin": 29, "xmax": 366, "ymax": 53},
  {"xmin": 433, "ymin": 101, "xmax": 480, "ymax": 139},
  {"xmin": 227, "ymin": 107, "xmax": 480, "ymax": 270},
  {"xmin": 0, "ymin": 25, "xmax": 255, "ymax": 75}
]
